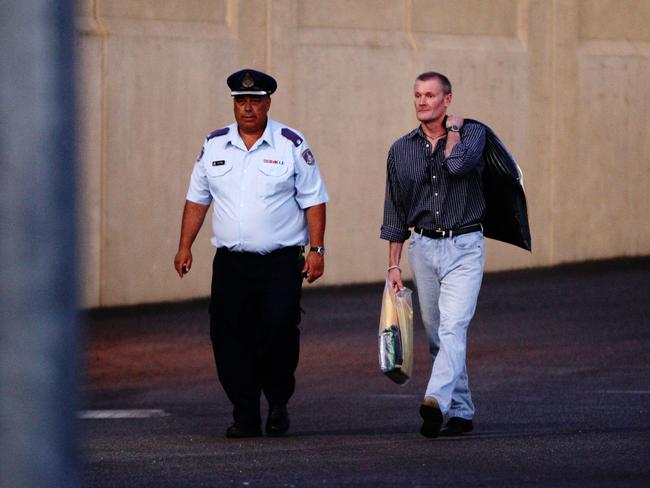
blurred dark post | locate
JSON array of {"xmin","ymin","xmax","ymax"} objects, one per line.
[{"xmin": 0, "ymin": 0, "xmax": 80, "ymax": 486}]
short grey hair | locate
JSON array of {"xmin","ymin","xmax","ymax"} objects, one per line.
[{"xmin": 415, "ymin": 72, "xmax": 452, "ymax": 95}]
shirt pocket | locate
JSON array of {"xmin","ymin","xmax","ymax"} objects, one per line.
[
  {"xmin": 257, "ymin": 162, "xmax": 290, "ymax": 197},
  {"xmin": 206, "ymin": 161, "xmax": 233, "ymax": 178}
]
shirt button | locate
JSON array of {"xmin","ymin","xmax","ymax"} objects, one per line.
[
  {"xmin": 436, "ymin": 211, "xmax": 439, "ymax": 214},
  {"xmin": 435, "ymin": 193, "xmax": 438, "ymax": 197},
  {"xmin": 433, "ymin": 175, "xmax": 436, "ymax": 179}
]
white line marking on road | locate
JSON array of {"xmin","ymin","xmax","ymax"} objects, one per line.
[{"xmin": 78, "ymin": 409, "xmax": 170, "ymax": 419}]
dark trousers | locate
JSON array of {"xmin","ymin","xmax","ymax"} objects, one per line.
[{"xmin": 209, "ymin": 246, "xmax": 304, "ymax": 427}]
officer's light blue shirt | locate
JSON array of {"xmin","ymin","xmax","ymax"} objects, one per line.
[{"xmin": 186, "ymin": 118, "xmax": 329, "ymax": 254}]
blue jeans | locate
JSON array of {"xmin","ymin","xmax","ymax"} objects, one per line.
[{"xmin": 408, "ymin": 230, "xmax": 484, "ymax": 419}]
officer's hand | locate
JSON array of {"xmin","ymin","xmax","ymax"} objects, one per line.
[
  {"xmin": 302, "ymin": 252, "xmax": 324, "ymax": 283},
  {"xmin": 446, "ymin": 114, "xmax": 464, "ymax": 130},
  {"xmin": 388, "ymin": 268, "xmax": 404, "ymax": 292},
  {"xmin": 174, "ymin": 248, "xmax": 192, "ymax": 278}
]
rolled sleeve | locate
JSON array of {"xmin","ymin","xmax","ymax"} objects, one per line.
[
  {"xmin": 380, "ymin": 224, "xmax": 410, "ymax": 242},
  {"xmin": 444, "ymin": 123, "xmax": 486, "ymax": 176},
  {"xmin": 380, "ymin": 150, "xmax": 409, "ymax": 242}
]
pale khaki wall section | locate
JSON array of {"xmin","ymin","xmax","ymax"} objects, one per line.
[
  {"xmin": 76, "ymin": 0, "xmax": 650, "ymax": 307},
  {"xmin": 76, "ymin": 0, "xmax": 239, "ymax": 306},
  {"xmin": 566, "ymin": 0, "xmax": 650, "ymax": 261}
]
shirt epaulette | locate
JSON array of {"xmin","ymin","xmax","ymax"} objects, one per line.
[
  {"xmin": 281, "ymin": 128, "xmax": 303, "ymax": 147},
  {"xmin": 207, "ymin": 127, "xmax": 229, "ymax": 141}
]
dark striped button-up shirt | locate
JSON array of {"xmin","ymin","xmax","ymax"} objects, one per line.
[{"xmin": 381, "ymin": 122, "xmax": 487, "ymax": 242}]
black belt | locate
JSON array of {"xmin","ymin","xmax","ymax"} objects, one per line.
[
  {"xmin": 217, "ymin": 245, "xmax": 303, "ymax": 257},
  {"xmin": 413, "ymin": 224, "xmax": 482, "ymax": 239}
]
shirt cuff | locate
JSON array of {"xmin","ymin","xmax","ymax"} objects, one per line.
[
  {"xmin": 380, "ymin": 225, "xmax": 410, "ymax": 242},
  {"xmin": 443, "ymin": 144, "xmax": 469, "ymax": 174},
  {"xmin": 186, "ymin": 193, "xmax": 212, "ymax": 206},
  {"xmin": 296, "ymin": 194, "xmax": 329, "ymax": 210}
]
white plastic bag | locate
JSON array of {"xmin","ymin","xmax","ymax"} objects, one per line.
[{"xmin": 378, "ymin": 280, "xmax": 414, "ymax": 384}]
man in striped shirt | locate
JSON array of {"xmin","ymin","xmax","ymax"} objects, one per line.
[{"xmin": 381, "ymin": 72, "xmax": 486, "ymax": 438}]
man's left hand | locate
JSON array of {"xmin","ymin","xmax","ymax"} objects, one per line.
[{"xmin": 302, "ymin": 252, "xmax": 324, "ymax": 283}]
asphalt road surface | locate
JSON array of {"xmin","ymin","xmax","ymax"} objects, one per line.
[{"xmin": 82, "ymin": 258, "xmax": 650, "ymax": 487}]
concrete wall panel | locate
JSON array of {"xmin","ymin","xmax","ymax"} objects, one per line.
[
  {"xmin": 572, "ymin": 46, "xmax": 650, "ymax": 260},
  {"xmin": 75, "ymin": 0, "xmax": 650, "ymax": 307},
  {"xmin": 100, "ymin": 0, "xmax": 228, "ymax": 22},
  {"xmin": 298, "ymin": 0, "xmax": 405, "ymax": 31},
  {"xmin": 412, "ymin": 0, "xmax": 520, "ymax": 37},
  {"xmin": 579, "ymin": 0, "xmax": 650, "ymax": 42}
]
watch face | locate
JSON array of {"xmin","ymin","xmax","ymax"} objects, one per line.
[{"xmin": 448, "ymin": 125, "xmax": 460, "ymax": 132}]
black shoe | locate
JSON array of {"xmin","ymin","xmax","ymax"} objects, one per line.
[
  {"xmin": 266, "ymin": 405, "xmax": 290, "ymax": 437},
  {"xmin": 225, "ymin": 423, "xmax": 262, "ymax": 439},
  {"xmin": 440, "ymin": 417, "xmax": 474, "ymax": 437},
  {"xmin": 419, "ymin": 399, "xmax": 443, "ymax": 438}
]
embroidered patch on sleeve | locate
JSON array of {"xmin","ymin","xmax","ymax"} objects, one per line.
[{"xmin": 301, "ymin": 148, "xmax": 315, "ymax": 165}]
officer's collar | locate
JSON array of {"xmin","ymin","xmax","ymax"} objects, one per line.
[
  {"xmin": 228, "ymin": 118, "xmax": 275, "ymax": 150},
  {"xmin": 258, "ymin": 118, "xmax": 275, "ymax": 148}
]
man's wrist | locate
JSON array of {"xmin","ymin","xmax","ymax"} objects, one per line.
[{"xmin": 309, "ymin": 246, "xmax": 325, "ymax": 256}]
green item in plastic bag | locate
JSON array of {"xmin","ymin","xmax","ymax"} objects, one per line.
[{"xmin": 378, "ymin": 280, "xmax": 414, "ymax": 384}]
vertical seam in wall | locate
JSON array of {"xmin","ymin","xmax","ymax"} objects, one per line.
[
  {"xmin": 266, "ymin": 0, "xmax": 273, "ymax": 73},
  {"xmin": 548, "ymin": 0, "xmax": 558, "ymax": 264},
  {"xmin": 93, "ymin": 0, "xmax": 109, "ymax": 306},
  {"xmin": 517, "ymin": 0, "xmax": 529, "ymax": 50},
  {"xmin": 405, "ymin": 0, "xmax": 418, "ymax": 77},
  {"xmin": 226, "ymin": 0, "xmax": 238, "ymax": 36}
]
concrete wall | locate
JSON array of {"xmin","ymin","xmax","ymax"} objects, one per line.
[{"xmin": 75, "ymin": 0, "xmax": 650, "ymax": 308}]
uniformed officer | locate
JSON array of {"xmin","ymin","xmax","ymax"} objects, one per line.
[{"xmin": 174, "ymin": 69, "xmax": 329, "ymax": 438}]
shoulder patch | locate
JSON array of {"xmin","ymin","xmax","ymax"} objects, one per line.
[
  {"xmin": 281, "ymin": 128, "xmax": 303, "ymax": 147},
  {"xmin": 207, "ymin": 127, "xmax": 229, "ymax": 141}
]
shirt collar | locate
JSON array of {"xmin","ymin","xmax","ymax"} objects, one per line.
[
  {"xmin": 406, "ymin": 127, "xmax": 423, "ymax": 139},
  {"xmin": 227, "ymin": 118, "xmax": 275, "ymax": 151}
]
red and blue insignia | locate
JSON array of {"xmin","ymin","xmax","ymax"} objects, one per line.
[{"xmin": 301, "ymin": 148, "xmax": 315, "ymax": 165}]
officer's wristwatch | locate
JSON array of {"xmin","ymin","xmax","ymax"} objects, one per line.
[
  {"xmin": 446, "ymin": 124, "xmax": 461, "ymax": 132},
  {"xmin": 309, "ymin": 246, "xmax": 326, "ymax": 256}
]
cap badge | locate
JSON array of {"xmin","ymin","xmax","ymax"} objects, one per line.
[{"xmin": 242, "ymin": 72, "xmax": 255, "ymax": 88}]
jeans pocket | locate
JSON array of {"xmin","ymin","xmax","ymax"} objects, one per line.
[{"xmin": 452, "ymin": 231, "xmax": 482, "ymax": 250}]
